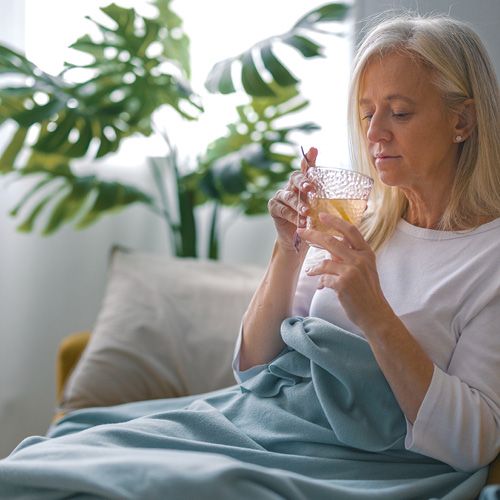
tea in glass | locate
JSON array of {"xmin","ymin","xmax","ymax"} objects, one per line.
[{"xmin": 306, "ymin": 167, "xmax": 373, "ymax": 236}]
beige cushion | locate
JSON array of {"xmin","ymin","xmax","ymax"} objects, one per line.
[{"xmin": 59, "ymin": 249, "xmax": 263, "ymax": 411}]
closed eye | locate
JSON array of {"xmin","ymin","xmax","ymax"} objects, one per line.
[{"xmin": 392, "ymin": 112, "xmax": 412, "ymax": 120}]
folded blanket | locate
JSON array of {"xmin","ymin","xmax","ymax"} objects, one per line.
[{"xmin": 0, "ymin": 317, "xmax": 489, "ymax": 499}]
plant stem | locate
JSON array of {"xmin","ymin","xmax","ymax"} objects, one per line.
[
  {"xmin": 208, "ymin": 201, "xmax": 219, "ymax": 260},
  {"xmin": 176, "ymin": 181, "xmax": 197, "ymax": 258}
]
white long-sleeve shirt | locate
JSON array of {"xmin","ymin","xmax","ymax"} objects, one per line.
[{"xmin": 232, "ymin": 217, "xmax": 500, "ymax": 472}]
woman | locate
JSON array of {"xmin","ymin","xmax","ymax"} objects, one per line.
[
  {"xmin": 234, "ymin": 13, "xmax": 500, "ymax": 472},
  {"xmin": 0, "ymin": 12, "xmax": 498, "ymax": 500}
]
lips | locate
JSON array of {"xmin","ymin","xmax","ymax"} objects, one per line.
[
  {"xmin": 373, "ymin": 154, "xmax": 401, "ymax": 168},
  {"xmin": 374, "ymin": 154, "xmax": 399, "ymax": 159}
]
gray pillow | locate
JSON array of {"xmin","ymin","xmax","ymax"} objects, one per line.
[{"xmin": 59, "ymin": 249, "xmax": 263, "ymax": 411}]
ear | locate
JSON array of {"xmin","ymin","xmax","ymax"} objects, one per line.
[{"xmin": 453, "ymin": 99, "xmax": 476, "ymax": 142}]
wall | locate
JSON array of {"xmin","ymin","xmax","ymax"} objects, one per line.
[{"xmin": 354, "ymin": 0, "xmax": 500, "ymax": 76}]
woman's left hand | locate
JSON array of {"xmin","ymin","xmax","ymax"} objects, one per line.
[{"xmin": 297, "ymin": 212, "xmax": 393, "ymax": 332}]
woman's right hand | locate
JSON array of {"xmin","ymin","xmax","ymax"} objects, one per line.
[{"xmin": 267, "ymin": 147, "xmax": 318, "ymax": 254}]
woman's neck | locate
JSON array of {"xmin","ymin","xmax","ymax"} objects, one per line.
[
  {"xmin": 402, "ymin": 189, "xmax": 450, "ymax": 229},
  {"xmin": 403, "ymin": 194, "xmax": 495, "ymax": 230}
]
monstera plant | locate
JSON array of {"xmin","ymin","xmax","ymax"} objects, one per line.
[{"xmin": 0, "ymin": 0, "xmax": 349, "ymax": 258}]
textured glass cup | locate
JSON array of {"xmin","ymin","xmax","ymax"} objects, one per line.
[{"xmin": 306, "ymin": 167, "xmax": 374, "ymax": 237}]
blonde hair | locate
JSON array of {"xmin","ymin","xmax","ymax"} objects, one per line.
[{"xmin": 349, "ymin": 12, "xmax": 500, "ymax": 250}]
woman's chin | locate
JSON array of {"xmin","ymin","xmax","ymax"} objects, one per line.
[{"xmin": 375, "ymin": 170, "xmax": 403, "ymax": 187}]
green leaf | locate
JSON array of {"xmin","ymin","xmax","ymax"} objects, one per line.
[
  {"xmin": 204, "ymin": 3, "xmax": 349, "ymax": 97},
  {"xmin": 9, "ymin": 164, "xmax": 153, "ymax": 234},
  {"xmin": 43, "ymin": 177, "xmax": 95, "ymax": 234},
  {"xmin": 136, "ymin": 22, "xmax": 161, "ymax": 59},
  {"xmin": 212, "ymin": 155, "xmax": 248, "ymax": 195},
  {"xmin": 0, "ymin": 86, "xmax": 38, "ymax": 97},
  {"xmin": 9, "ymin": 176, "xmax": 54, "ymax": 216},
  {"xmin": 0, "ymin": 43, "xmax": 36, "ymax": 73},
  {"xmin": 34, "ymin": 110, "xmax": 76, "ymax": 153},
  {"xmin": 204, "ymin": 59, "xmax": 236, "ymax": 94},
  {"xmin": 261, "ymin": 46, "xmax": 298, "ymax": 87},
  {"xmin": 240, "ymin": 52, "xmax": 275, "ymax": 97},
  {"xmin": 293, "ymin": 3, "xmax": 349, "ymax": 29},
  {"xmin": 19, "ymin": 162, "xmax": 74, "ymax": 178},
  {"xmin": 25, "ymin": 150, "xmax": 71, "ymax": 170},
  {"xmin": 95, "ymin": 125, "xmax": 120, "ymax": 158},
  {"xmin": 282, "ymin": 34, "xmax": 324, "ymax": 58},
  {"xmin": 197, "ymin": 84, "xmax": 317, "ymax": 211},
  {"xmin": 64, "ymin": 118, "xmax": 93, "ymax": 157},
  {"xmin": 12, "ymin": 98, "xmax": 66, "ymax": 128},
  {"xmin": 0, "ymin": 127, "xmax": 28, "ymax": 172},
  {"xmin": 156, "ymin": 0, "xmax": 191, "ymax": 78},
  {"xmin": 76, "ymin": 181, "xmax": 153, "ymax": 229},
  {"xmin": 69, "ymin": 35, "xmax": 108, "ymax": 60},
  {"xmin": 16, "ymin": 184, "xmax": 68, "ymax": 233},
  {"xmin": 99, "ymin": 4, "xmax": 134, "ymax": 36}
]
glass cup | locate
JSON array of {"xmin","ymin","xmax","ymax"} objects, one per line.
[{"xmin": 306, "ymin": 166, "xmax": 374, "ymax": 238}]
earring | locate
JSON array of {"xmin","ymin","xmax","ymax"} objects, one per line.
[{"xmin": 455, "ymin": 135, "xmax": 464, "ymax": 143}]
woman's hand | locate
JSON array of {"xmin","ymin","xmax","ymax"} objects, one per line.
[
  {"xmin": 268, "ymin": 147, "xmax": 318, "ymax": 254},
  {"xmin": 297, "ymin": 212, "xmax": 393, "ymax": 331}
]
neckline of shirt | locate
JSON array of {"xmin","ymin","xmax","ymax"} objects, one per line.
[{"xmin": 396, "ymin": 216, "xmax": 500, "ymax": 240}]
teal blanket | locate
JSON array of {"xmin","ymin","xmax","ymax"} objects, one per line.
[{"xmin": 0, "ymin": 317, "xmax": 489, "ymax": 499}]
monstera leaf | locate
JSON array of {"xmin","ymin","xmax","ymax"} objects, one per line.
[
  {"xmin": 204, "ymin": 2, "xmax": 349, "ymax": 96},
  {"xmin": 0, "ymin": 1, "xmax": 200, "ymax": 173},
  {"xmin": 197, "ymin": 84, "xmax": 319, "ymax": 213},
  {"xmin": 0, "ymin": 0, "xmax": 198, "ymax": 234},
  {"xmin": 8, "ymin": 165, "xmax": 155, "ymax": 235}
]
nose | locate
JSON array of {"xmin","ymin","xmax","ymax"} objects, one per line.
[{"xmin": 366, "ymin": 112, "xmax": 392, "ymax": 144}]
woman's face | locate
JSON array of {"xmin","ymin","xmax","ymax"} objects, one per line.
[{"xmin": 359, "ymin": 52, "xmax": 459, "ymax": 195}]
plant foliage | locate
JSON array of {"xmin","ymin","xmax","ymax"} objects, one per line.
[{"xmin": 0, "ymin": 1, "xmax": 350, "ymax": 257}]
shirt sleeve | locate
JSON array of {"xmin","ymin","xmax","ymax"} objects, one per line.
[{"xmin": 405, "ymin": 293, "xmax": 500, "ymax": 471}]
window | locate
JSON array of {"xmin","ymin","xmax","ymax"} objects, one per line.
[{"xmin": 24, "ymin": 0, "xmax": 352, "ymax": 167}]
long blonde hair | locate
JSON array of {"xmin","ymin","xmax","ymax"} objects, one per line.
[{"xmin": 349, "ymin": 13, "xmax": 500, "ymax": 250}]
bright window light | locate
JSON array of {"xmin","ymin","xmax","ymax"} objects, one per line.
[{"xmin": 24, "ymin": 0, "xmax": 352, "ymax": 167}]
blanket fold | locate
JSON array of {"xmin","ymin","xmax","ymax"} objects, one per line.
[
  {"xmin": 0, "ymin": 316, "xmax": 489, "ymax": 499},
  {"xmin": 241, "ymin": 316, "xmax": 407, "ymax": 452}
]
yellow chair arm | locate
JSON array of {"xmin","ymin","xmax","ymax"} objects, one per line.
[
  {"xmin": 488, "ymin": 454, "xmax": 500, "ymax": 485},
  {"xmin": 55, "ymin": 331, "xmax": 91, "ymax": 403}
]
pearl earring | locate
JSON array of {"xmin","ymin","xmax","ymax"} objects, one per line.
[{"xmin": 455, "ymin": 135, "xmax": 463, "ymax": 143}]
